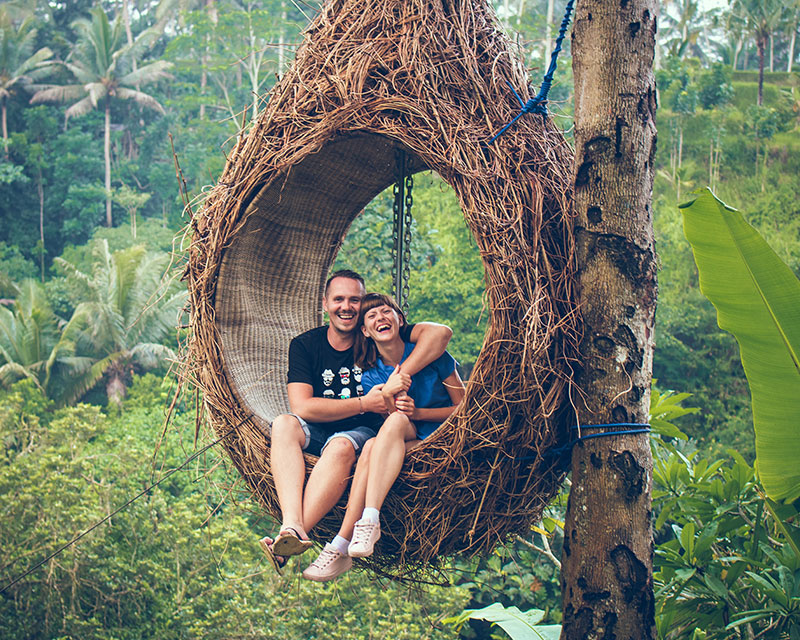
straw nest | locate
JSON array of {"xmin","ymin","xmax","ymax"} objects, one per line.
[{"xmin": 184, "ymin": 0, "xmax": 579, "ymax": 579}]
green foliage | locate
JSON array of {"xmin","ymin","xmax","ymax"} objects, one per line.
[
  {"xmin": 0, "ymin": 377, "xmax": 469, "ymax": 638},
  {"xmin": 698, "ymin": 63, "xmax": 734, "ymax": 110},
  {"xmin": 652, "ymin": 438, "xmax": 800, "ymax": 639},
  {"xmin": 444, "ymin": 603, "xmax": 561, "ymax": 639},
  {"xmin": 0, "ymin": 241, "xmax": 36, "ymax": 283},
  {"xmin": 680, "ymin": 189, "xmax": 800, "ymax": 501}
]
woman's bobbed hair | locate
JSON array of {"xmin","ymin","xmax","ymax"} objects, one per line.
[{"xmin": 354, "ymin": 293, "xmax": 407, "ymax": 369}]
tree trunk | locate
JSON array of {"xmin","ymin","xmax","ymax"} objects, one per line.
[
  {"xmin": 758, "ymin": 35, "xmax": 765, "ymax": 105},
  {"xmin": 788, "ymin": 18, "xmax": 797, "ymax": 73},
  {"xmin": 545, "ymin": 0, "xmax": 555, "ymax": 68},
  {"xmin": 105, "ymin": 101, "xmax": 112, "ymax": 227},
  {"xmin": 121, "ymin": 0, "xmax": 138, "ymax": 82},
  {"xmin": 38, "ymin": 167, "xmax": 45, "ymax": 281},
  {"xmin": 278, "ymin": 1, "xmax": 287, "ymax": 79},
  {"xmin": 733, "ymin": 36, "xmax": 742, "ymax": 70},
  {"xmin": 769, "ymin": 32, "xmax": 774, "ymax": 73},
  {"xmin": 561, "ymin": 0, "xmax": 658, "ymax": 637},
  {"xmin": 2, "ymin": 99, "xmax": 7, "ymax": 158}
]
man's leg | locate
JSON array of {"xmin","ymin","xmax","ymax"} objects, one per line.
[
  {"xmin": 302, "ymin": 436, "xmax": 356, "ymax": 532},
  {"xmin": 270, "ymin": 414, "xmax": 309, "ymax": 537}
]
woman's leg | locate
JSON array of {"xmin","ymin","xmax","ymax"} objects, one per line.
[
  {"xmin": 302, "ymin": 438, "xmax": 374, "ymax": 582},
  {"xmin": 364, "ymin": 412, "xmax": 417, "ymax": 510},
  {"xmin": 336, "ymin": 438, "xmax": 374, "ymax": 540}
]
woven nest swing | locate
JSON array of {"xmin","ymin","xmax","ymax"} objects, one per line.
[{"xmin": 185, "ymin": 0, "xmax": 580, "ymax": 579}]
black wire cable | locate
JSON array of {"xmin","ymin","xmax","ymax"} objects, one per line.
[{"xmin": 0, "ymin": 413, "xmax": 253, "ymax": 595}]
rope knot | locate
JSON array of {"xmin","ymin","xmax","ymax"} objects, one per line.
[{"xmin": 486, "ymin": 0, "xmax": 574, "ymax": 145}]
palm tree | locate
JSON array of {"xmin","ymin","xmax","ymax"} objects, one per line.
[
  {"xmin": 0, "ymin": 9, "xmax": 53, "ymax": 156},
  {"xmin": 55, "ymin": 240, "xmax": 186, "ymax": 405},
  {"xmin": 0, "ymin": 279, "xmax": 87, "ymax": 403},
  {"xmin": 31, "ymin": 7, "xmax": 171, "ymax": 227},
  {"xmin": 732, "ymin": 0, "xmax": 785, "ymax": 105}
]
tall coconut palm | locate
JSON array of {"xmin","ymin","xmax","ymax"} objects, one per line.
[
  {"xmin": 30, "ymin": 7, "xmax": 171, "ymax": 227},
  {"xmin": 55, "ymin": 240, "xmax": 186, "ymax": 405},
  {"xmin": 732, "ymin": 0, "xmax": 785, "ymax": 105},
  {"xmin": 0, "ymin": 9, "xmax": 53, "ymax": 156}
]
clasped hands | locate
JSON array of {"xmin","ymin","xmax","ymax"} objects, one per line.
[{"xmin": 366, "ymin": 365, "xmax": 415, "ymax": 419}]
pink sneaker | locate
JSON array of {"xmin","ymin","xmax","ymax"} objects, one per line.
[
  {"xmin": 302, "ymin": 544, "xmax": 352, "ymax": 582},
  {"xmin": 348, "ymin": 519, "xmax": 381, "ymax": 558}
]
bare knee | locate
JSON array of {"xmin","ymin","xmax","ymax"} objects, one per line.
[
  {"xmin": 379, "ymin": 413, "xmax": 412, "ymax": 440},
  {"xmin": 270, "ymin": 414, "xmax": 305, "ymax": 448},
  {"xmin": 320, "ymin": 436, "xmax": 357, "ymax": 468}
]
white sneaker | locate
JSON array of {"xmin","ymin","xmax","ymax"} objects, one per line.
[
  {"xmin": 302, "ymin": 544, "xmax": 352, "ymax": 582},
  {"xmin": 348, "ymin": 519, "xmax": 381, "ymax": 558}
]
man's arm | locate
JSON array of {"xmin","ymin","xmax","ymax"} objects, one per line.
[
  {"xmin": 400, "ymin": 322, "xmax": 453, "ymax": 376},
  {"xmin": 287, "ymin": 382, "xmax": 386, "ymax": 423}
]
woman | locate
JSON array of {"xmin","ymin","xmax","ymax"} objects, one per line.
[{"xmin": 302, "ymin": 293, "xmax": 465, "ymax": 581}]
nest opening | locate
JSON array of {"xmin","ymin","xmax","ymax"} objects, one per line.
[{"xmin": 215, "ymin": 133, "xmax": 426, "ymax": 435}]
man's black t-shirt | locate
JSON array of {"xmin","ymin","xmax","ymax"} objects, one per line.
[{"xmin": 286, "ymin": 324, "xmax": 414, "ymax": 434}]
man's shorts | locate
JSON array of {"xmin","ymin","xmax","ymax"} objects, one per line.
[{"xmin": 274, "ymin": 414, "xmax": 377, "ymax": 457}]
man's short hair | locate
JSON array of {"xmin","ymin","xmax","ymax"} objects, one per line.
[{"xmin": 324, "ymin": 269, "xmax": 365, "ymax": 295}]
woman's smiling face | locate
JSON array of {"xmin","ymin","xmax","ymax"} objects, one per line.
[{"xmin": 361, "ymin": 304, "xmax": 402, "ymax": 342}]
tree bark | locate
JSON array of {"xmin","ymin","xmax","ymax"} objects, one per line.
[
  {"xmin": 561, "ymin": 0, "xmax": 658, "ymax": 638},
  {"xmin": 2, "ymin": 99, "xmax": 8, "ymax": 158},
  {"xmin": 38, "ymin": 167, "xmax": 45, "ymax": 281},
  {"xmin": 545, "ymin": 0, "xmax": 555, "ymax": 69},
  {"xmin": 788, "ymin": 17, "xmax": 796, "ymax": 73},
  {"xmin": 758, "ymin": 35, "xmax": 765, "ymax": 105},
  {"xmin": 105, "ymin": 101, "xmax": 112, "ymax": 227}
]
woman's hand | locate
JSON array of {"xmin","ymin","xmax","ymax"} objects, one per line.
[
  {"xmin": 382, "ymin": 365, "xmax": 411, "ymax": 398},
  {"xmin": 394, "ymin": 393, "xmax": 416, "ymax": 419}
]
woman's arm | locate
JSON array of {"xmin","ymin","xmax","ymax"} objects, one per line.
[
  {"xmin": 400, "ymin": 322, "xmax": 452, "ymax": 376},
  {"xmin": 394, "ymin": 370, "xmax": 466, "ymax": 422}
]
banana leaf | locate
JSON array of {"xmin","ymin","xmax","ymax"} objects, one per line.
[{"xmin": 680, "ymin": 188, "xmax": 800, "ymax": 502}]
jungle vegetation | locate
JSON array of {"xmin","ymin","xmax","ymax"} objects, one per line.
[{"xmin": 1, "ymin": 0, "xmax": 799, "ymax": 638}]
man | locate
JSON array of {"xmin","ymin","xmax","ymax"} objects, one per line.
[{"xmin": 261, "ymin": 269, "xmax": 452, "ymax": 575}]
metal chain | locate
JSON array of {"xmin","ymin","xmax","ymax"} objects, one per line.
[
  {"xmin": 391, "ymin": 156, "xmax": 402, "ymax": 304},
  {"xmin": 401, "ymin": 171, "xmax": 413, "ymax": 316},
  {"xmin": 392, "ymin": 149, "xmax": 413, "ymax": 315}
]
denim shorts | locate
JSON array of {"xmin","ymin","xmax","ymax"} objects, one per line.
[{"xmin": 276, "ymin": 414, "xmax": 377, "ymax": 457}]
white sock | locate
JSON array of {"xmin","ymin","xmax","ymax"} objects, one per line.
[
  {"xmin": 331, "ymin": 535, "xmax": 350, "ymax": 555},
  {"xmin": 361, "ymin": 507, "xmax": 380, "ymax": 523}
]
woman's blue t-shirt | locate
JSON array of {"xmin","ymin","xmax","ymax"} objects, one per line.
[{"xmin": 361, "ymin": 342, "xmax": 457, "ymax": 439}]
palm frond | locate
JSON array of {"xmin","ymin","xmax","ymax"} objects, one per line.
[
  {"xmin": 0, "ymin": 361, "xmax": 41, "ymax": 389},
  {"xmin": 55, "ymin": 352, "xmax": 120, "ymax": 406},
  {"xmin": 129, "ymin": 343, "xmax": 177, "ymax": 370},
  {"xmin": 114, "ymin": 87, "xmax": 166, "ymax": 114},
  {"xmin": 85, "ymin": 81, "xmax": 106, "ymax": 107},
  {"xmin": 64, "ymin": 96, "xmax": 96, "ymax": 120},
  {"xmin": 118, "ymin": 60, "xmax": 173, "ymax": 88},
  {"xmin": 13, "ymin": 45, "xmax": 53, "ymax": 77},
  {"xmin": 29, "ymin": 83, "xmax": 84, "ymax": 104}
]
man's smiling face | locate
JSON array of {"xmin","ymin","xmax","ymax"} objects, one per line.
[{"xmin": 323, "ymin": 276, "xmax": 365, "ymax": 335}]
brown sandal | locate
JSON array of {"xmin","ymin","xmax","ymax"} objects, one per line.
[
  {"xmin": 259, "ymin": 536, "xmax": 287, "ymax": 575},
  {"xmin": 272, "ymin": 527, "xmax": 313, "ymax": 556}
]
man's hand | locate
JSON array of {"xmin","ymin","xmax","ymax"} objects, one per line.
[
  {"xmin": 394, "ymin": 393, "xmax": 416, "ymax": 419},
  {"xmin": 361, "ymin": 384, "xmax": 388, "ymax": 413},
  {"xmin": 382, "ymin": 365, "xmax": 411, "ymax": 397}
]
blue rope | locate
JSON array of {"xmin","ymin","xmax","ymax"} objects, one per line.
[
  {"xmin": 543, "ymin": 423, "xmax": 652, "ymax": 460},
  {"xmin": 487, "ymin": 0, "xmax": 575, "ymax": 145}
]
